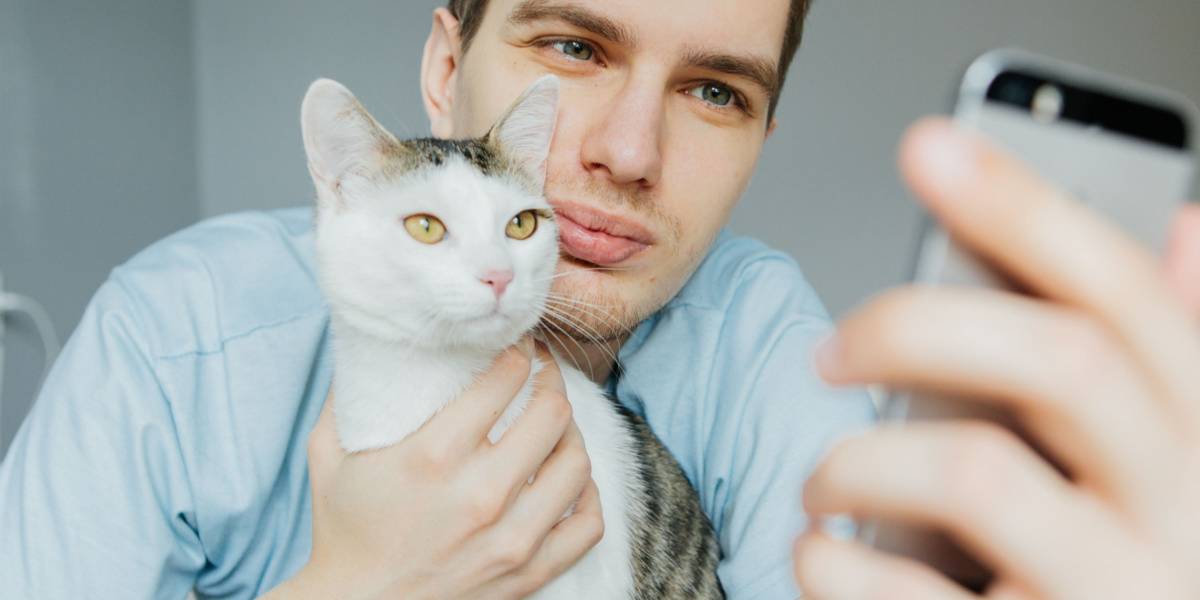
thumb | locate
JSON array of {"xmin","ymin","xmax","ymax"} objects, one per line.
[{"xmin": 1164, "ymin": 204, "xmax": 1200, "ymax": 317}]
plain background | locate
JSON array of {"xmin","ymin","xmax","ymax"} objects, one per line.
[{"xmin": 2, "ymin": 0, "xmax": 1198, "ymax": 455}]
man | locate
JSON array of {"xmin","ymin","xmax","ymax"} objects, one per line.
[
  {"xmin": 4, "ymin": 2, "xmax": 1200, "ymax": 600},
  {"xmin": 0, "ymin": 0, "xmax": 872, "ymax": 598}
]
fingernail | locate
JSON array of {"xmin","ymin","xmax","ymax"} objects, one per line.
[
  {"xmin": 814, "ymin": 333, "xmax": 843, "ymax": 381},
  {"xmin": 520, "ymin": 336, "xmax": 536, "ymax": 357},
  {"xmin": 913, "ymin": 122, "xmax": 979, "ymax": 193}
]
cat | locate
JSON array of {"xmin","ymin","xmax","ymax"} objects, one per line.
[{"xmin": 300, "ymin": 74, "xmax": 723, "ymax": 599}]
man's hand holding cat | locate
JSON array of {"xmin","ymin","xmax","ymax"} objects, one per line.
[{"xmin": 265, "ymin": 339, "xmax": 603, "ymax": 600}]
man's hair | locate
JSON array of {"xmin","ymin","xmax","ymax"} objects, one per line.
[{"xmin": 447, "ymin": 0, "xmax": 812, "ymax": 121}]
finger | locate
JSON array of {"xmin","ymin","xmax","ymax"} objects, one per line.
[
  {"xmin": 414, "ymin": 337, "xmax": 536, "ymax": 454},
  {"xmin": 793, "ymin": 531, "xmax": 978, "ymax": 600},
  {"xmin": 899, "ymin": 118, "xmax": 1200, "ymax": 425},
  {"xmin": 1164, "ymin": 204, "xmax": 1200, "ymax": 314},
  {"xmin": 818, "ymin": 286, "xmax": 1179, "ymax": 511},
  {"xmin": 307, "ymin": 387, "xmax": 346, "ymax": 487},
  {"xmin": 530, "ymin": 342, "xmax": 568, "ymax": 400},
  {"xmin": 485, "ymin": 346, "xmax": 572, "ymax": 487},
  {"xmin": 508, "ymin": 479, "xmax": 605, "ymax": 595},
  {"xmin": 803, "ymin": 422, "xmax": 1132, "ymax": 599},
  {"xmin": 985, "ymin": 579, "xmax": 1038, "ymax": 600},
  {"xmin": 505, "ymin": 420, "xmax": 591, "ymax": 534}
]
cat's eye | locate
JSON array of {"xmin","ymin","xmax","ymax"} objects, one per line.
[
  {"xmin": 505, "ymin": 210, "xmax": 539, "ymax": 240},
  {"xmin": 403, "ymin": 214, "xmax": 446, "ymax": 244}
]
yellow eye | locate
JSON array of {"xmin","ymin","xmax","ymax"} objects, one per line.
[
  {"xmin": 505, "ymin": 210, "xmax": 539, "ymax": 240},
  {"xmin": 403, "ymin": 214, "xmax": 446, "ymax": 244}
]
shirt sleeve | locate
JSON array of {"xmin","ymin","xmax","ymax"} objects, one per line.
[
  {"xmin": 0, "ymin": 277, "xmax": 204, "ymax": 599},
  {"xmin": 705, "ymin": 260, "xmax": 877, "ymax": 599}
]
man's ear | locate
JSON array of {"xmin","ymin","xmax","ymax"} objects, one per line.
[
  {"xmin": 487, "ymin": 75, "xmax": 560, "ymax": 192},
  {"xmin": 301, "ymin": 79, "xmax": 396, "ymax": 202},
  {"xmin": 766, "ymin": 117, "xmax": 779, "ymax": 139},
  {"xmin": 422, "ymin": 7, "xmax": 462, "ymax": 140}
]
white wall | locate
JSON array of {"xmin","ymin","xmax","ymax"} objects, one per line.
[{"xmin": 0, "ymin": 0, "xmax": 198, "ymax": 454}]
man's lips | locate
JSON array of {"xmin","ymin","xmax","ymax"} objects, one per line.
[{"xmin": 552, "ymin": 201, "xmax": 653, "ymax": 266}]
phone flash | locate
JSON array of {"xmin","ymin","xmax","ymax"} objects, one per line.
[{"xmin": 1032, "ymin": 83, "xmax": 1064, "ymax": 123}]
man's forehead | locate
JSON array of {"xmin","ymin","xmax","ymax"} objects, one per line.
[{"xmin": 496, "ymin": 0, "xmax": 788, "ymax": 63}]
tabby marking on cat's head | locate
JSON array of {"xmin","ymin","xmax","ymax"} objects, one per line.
[{"xmin": 301, "ymin": 76, "xmax": 561, "ymax": 351}]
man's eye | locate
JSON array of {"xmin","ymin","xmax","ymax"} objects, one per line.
[
  {"xmin": 551, "ymin": 39, "xmax": 594, "ymax": 61},
  {"xmin": 688, "ymin": 83, "xmax": 735, "ymax": 107}
]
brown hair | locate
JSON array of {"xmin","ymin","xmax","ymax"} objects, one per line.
[{"xmin": 447, "ymin": 0, "xmax": 812, "ymax": 121}]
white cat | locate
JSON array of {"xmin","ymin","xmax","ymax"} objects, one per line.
[{"xmin": 301, "ymin": 75, "xmax": 722, "ymax": 599}]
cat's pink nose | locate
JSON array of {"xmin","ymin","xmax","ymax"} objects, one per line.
[{"xmin": 480, "ymin": 269, "xmax": 514, "ymax": 298}]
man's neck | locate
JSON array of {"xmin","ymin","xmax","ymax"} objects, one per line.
[{"xmin": 539, "ymin": 329, "xmax": 628, "ymax": 385}]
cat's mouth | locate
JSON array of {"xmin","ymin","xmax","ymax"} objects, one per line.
[{"xmin": 553, "ymin": 202, "xmax": 653, "ymax": 266}]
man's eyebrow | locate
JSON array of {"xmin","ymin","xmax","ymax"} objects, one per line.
[
  {"xmin": 682, "ymin": 47, "xmax": 779, "ymax": 100},
  {"xmin": 508, "ymin": 0, "xmax": 637, "ymax": 47}
]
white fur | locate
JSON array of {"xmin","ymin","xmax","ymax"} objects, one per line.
[{"xmin": 302, "ymin": 77, "xmax": 638, "ymax": 598}]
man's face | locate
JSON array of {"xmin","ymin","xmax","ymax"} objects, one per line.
[{"xmin": 436, "ymin": 0, "xmax": 789, "ymax": 340}]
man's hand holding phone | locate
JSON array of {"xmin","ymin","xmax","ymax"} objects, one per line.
[{"xmin": 794, "ymin": 119, "xmax": 1200, "ymax": 600}]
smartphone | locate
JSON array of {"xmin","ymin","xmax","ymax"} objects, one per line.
[{"xmin": 859, "ymin": 48, "xmax": 1198, "ymax": 592}]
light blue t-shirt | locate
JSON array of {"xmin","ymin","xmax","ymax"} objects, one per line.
[{"xmin": 0, "ymin": 208, "xmax": 874, "ymax": 599}]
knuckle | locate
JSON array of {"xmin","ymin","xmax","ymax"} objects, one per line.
[
  {"xmin": 499, "ymin": 534, "xmax": 539, "ymax": 569},
  {"xmin": 562, "ymin": 445, "xmax": 592, "ymax": 479},
  {"xmin": 582, "ymin": 511, "xmax": 605, "ymax": 546},
  {"xmin": 510, "ymin": 349, "xmax": 533, "ymax": 374},
  {"xmin": 1043, "ymin": 316, "xmax": 1124, "ymax": 391},
  {"xmin": 545, "ymin": 391, "xmax": 573, "ymax": 426},
  {"xmin": 464, "ymin": 489, "xmax": 504, "ymax": 527},
  {"xmin": 573, "ymin": 452, "xmax": 593, "ymax": 482},
  {"xmin": 513, "ymin": 566, "xmax": 552, "ymax": 597},
  {"xmin": 418, "ymin": 441, "xmax": 454, "ymax": 471},
  {"xmin": 942, "ymin": 423, "xmax": 1026, "ymax": 512}
]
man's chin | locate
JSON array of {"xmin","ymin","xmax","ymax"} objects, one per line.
[{"xmin": 546, "ymin": 268, "xmax": 640, "ymax": 342}]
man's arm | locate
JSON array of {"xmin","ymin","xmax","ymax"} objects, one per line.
[{"xmin": 0, "ymin": 279, "xmax": 204, "ymax": 598}]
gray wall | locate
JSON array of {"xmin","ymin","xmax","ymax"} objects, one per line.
[
  {"xmin": 194, "ymin": 0, "xmax": 1200, "ymax": 316},
  {"xmin": 0, "ymin": 0, "xmax": 198, "ymax": 454},
  {"xmin": 2, "ymin": 0, "xmax": 1199, "ymax": 454}
]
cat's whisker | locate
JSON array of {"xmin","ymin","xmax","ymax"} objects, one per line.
[
  {"xmin": 543, "ymin": 297, "xmax": 633, "ymax": 337},
  {"xmin": 542, "ymin": 301, "xmax": 631, "ymax": 342},
  {"xmin": 538, "ymin": 317, "xmax": 597, "ymax": 379},
  {"xmin": 528, "ymin": 264, "xmax": 633, "ymax": 284},
  {"xmin": 542, "ymin": 294, "xmax": 625, "ymax": 321},
  {"xmin": 540, "ymin": 304, "xmax": 622, "ymax": 371}
]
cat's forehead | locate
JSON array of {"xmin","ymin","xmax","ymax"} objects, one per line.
[
  {"xmin": 381, "ymin": 155, "xmax": 548, "ymax": 212},
  {"xmin": 397, "ymin": 138, "xmax": 505, "ymax": 175}
]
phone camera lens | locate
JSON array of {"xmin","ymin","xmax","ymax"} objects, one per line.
[{"xmin": 1031, "ymin": 84, "xmax": 1064, "ymax": 123}]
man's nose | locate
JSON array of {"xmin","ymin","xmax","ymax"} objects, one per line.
[
  {"xmin": 479, "ymin": 269, "xmax": 514, "ymax": 299},
  {"xmin": 579, "ymin": 79, "xmax": 664, "ymax": 187}
]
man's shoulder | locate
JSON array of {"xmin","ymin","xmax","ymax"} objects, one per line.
[
  {"xmin": 618, "ymin": 230, "xmax": 837, "ymax": 410},
  {"xmin": 665, "ymin": 229, "xmax": 830, "ymax": 323},
  {"xmin": 108, "ymin": 207, "xmax": 326, "ymax": 359}
]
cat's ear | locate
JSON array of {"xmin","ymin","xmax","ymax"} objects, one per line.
[
  {"xmin": 301, "ymin": 79, "xmax": 398, "ymax": 202},
  {"xmin": 487, "ymin": 75, "xmax": 560, "ymax": 192}
]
